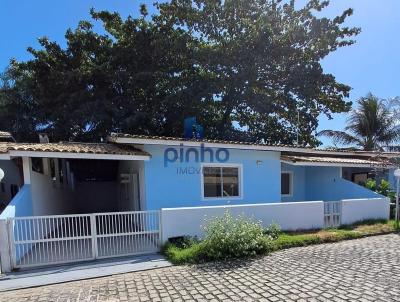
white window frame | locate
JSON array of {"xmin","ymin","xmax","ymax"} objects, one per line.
[
  {"xmin": 281, "ymin": 171, "xmax": 293, "ymax": 197},
  {"xmin": 201, "ymin": 163, "xmax": 243, "ymax": 201}
]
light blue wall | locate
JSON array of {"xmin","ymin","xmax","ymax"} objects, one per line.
[
  {"xmin": 143, "ymin": 145, "xmax": 281, "ymax": 210},
  {"xmin": 305, "ymin": 166, "xmax": 380, "ymax": 200},
  {"xmin": 281, "ymin": 164, "xmax": 381, "ymax": 202},
  {"xmin": 0, "ymin": 185, "xmax": 33, "ymax": 219},
  {"xmin": 281, "ymin": 163, "xmax": 305, "ymax": 202},
  {"xmin": 305, "ymin": 166, "xmax": 342, "ymax": 201}
]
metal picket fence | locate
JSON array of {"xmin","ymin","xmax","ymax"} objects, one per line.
[{"xmin": 7, "ymin": 210, "xmax": 161, "ymax": 269}]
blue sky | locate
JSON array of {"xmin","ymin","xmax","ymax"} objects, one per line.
[{"xmin": 1, "ymin": 1, "xmax": 399, "ymax": 146}]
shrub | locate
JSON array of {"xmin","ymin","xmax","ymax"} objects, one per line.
[
  {"xmin": 365, "ymin": 178, "xmax": 395, "ymax": 201},
  {"xmin": 365, "ymin": 178, "xmax": 376, "ymax": 191},
  {"xmin": 167, "ymin": 236, "xmax": 199, "ymax": 249},
  {"xmin": 264, "ymin": 222, "xmax": 281, "ymax": 240},
  {"xmin": 201, "ymin": 211, "xmax": 272, "ymax": 260},
  {"xmin": 376, "ymin": 179, "xmax": 391, "ymax": 196}
]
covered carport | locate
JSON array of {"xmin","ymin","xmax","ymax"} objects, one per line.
[
  {"xmin": 2, "ymin": 142, "xmax": 150, "ymax": 216},
  {"xmin": 0, "ymin": 142, "xmax": 160, "ymax": 272}
]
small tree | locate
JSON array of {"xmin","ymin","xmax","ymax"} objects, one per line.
[{"xmin": 318, "ymin": 94, "xmax": 400, "ymax": 151}]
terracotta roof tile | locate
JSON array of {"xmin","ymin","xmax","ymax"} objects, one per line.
[
  {"xmin": 0, "ymin": 131, "xmax": 12, "ymax": 138},
  {"xmin": 281, "ymin": 155, "xmax": 390, "ymax": 167},
  {"xmin": 108, "ymin": 133, "xmax": 312, "ymax": 149},
  {"xmin": 109, "ymin": 133, "xmax": 400, "ymax": 158},
  {"xmin": 0, "ymin": 142, "xmax": 149, "ymax": 157}
]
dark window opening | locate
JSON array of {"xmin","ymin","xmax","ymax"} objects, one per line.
[
  {"xmin": 281, "ymin": 172, "xmax": 291, "ymax": 195},
  {"xmin": 69, "ymin": 159, "xmax": 119, "ymax": 182},
  {"xmin": 31, "ymin": 158, "xmax": 44, "ymax": 174}
]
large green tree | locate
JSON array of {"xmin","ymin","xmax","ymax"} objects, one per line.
[{"xmin": 0, "ymin": 1, "xmax": 359, "ymax": 144}]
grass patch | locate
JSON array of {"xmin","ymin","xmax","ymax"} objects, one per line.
[
  {"xmin": 162, "ymin": 242, "xmax": 205, "ymax": 264},
  {"xmin": 163, "ymin": 219, "xmax": 398, "ymax": 264}
]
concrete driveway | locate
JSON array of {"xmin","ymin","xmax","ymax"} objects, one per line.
[{"xmin": 1, "ymin": 234, "xmax": 400, "ymax": 301}]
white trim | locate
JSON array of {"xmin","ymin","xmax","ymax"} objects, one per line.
[
  {"xmin": 112, "ymin": 136, "xmax": 384, "ymax": 157},
  {"xmin": 8, "ymin": 150, "xmax": 150, "ymax": 161},
  {"xmin": 0, "ymin": 154, "xmax": 11, "ymax": 160},
  {"xmin": 280, "ymin": 160, "xmax": 387, "ymax": 168},
  {"xmin": 281, "ymin": 171, "xmax": 293, "ymax": 197},
  {"xmin": 200, "ymin": 163, "xmax": 243, "ymax": 201}
]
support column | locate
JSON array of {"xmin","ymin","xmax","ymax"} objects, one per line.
[
  {"xmin": 43, "ymin": 158, "xmax": 50, "ymax": 176},
  {"xmin": 22, "ymin": 157, "xmax": 31, "ymax": 185}
]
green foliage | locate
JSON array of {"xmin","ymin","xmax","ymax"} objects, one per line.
[
  {"xmin": 272, "ymin": 233, "xmax": 321, "ymax": 250},
  {"xmin": 377, "ymin": 179, "xmax": 391, "ymax": 196},
  {"xmin": 162, "ymin": 241, "xmax": 204, "ymax": 264},
  {"xmin": 318, "ymin": 94, "xmax": 400, "ymax": 150},
  {"xmin": 163, "ymin": 219, "xmax": 398, "ymax": 264},
  {"xmin": 167, "ymin": 236, "xmax": 200, "ymax": 249},
  {"xmin": 364, "ymin": 178, "xmax": 394, "ymax": 200},
  {"xmin": 201, "ymin": 211, "xmax": 271, "ymax": 260},
  {"xmin": 264, "ymin": 222, "xmax": 281, "ymax": 240},
  {"xmin": 162, "ymin": 211, "xmax": 275, "ymax": 263},
  {"xmin": 0, "ymin": 1, "xmax": 359, "ymax": 145},
  {"xmin": 365, "ymin": 178, "xmax": 377, "ymax": 191}
]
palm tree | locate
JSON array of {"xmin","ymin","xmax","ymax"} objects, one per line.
[{"xmin": 318, "ymin": 94, "xmax": 400, "ymax": 151}]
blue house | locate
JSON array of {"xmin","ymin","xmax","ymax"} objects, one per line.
[
  {"xmin": 109, "ymin": 133, "xmax": 389, "ymax": 210},
  {"xmin": 0, "ymin": 134, "xmax": 393, "ymax": 271},
  {"xmin": 0, "ymin": 133, "xmax": 392, "ymax": 216}
]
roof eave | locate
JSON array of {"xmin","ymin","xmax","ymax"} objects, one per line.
[
  {"xmin": 281, "ymin": 160, "xmax": 394, "ymax": 168},
  {"xmin": 9, "ymin": 150, "xmax": 150, "ymax": 161},
  {"xmin": 111, "ymin": 136, "xmax": 382, "ymax": 157}
]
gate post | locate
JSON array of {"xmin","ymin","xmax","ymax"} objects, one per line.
[
  {"xmin": 90, "ymin": 214, "xmax": 98, "ymax": 259},
  {"xmin": 0, "ymin": 219, "xmax": 12, "ymax": 273}
]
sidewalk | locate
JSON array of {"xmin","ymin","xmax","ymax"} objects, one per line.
[{"xmin": 0, "ymin": 253, "xmax": 171, "ymax": 292}]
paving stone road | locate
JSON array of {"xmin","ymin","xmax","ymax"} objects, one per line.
[{"xmin": 2, "ymin": 234, "xmax": 400, "ymax": 302}]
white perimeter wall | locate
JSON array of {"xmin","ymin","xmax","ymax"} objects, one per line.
[
  {"xmin": 161, "ymin": 201, "xmax": 324, "ymax": 242},
  {"xmin": 341, "ymin": 197, "xmax": 390, "ymax": 225}
]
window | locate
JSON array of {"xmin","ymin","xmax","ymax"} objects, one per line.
[
  {"xmin": 202, "ymin": 165, "xmax": 241, "ymax": 199},
  {"xmin": 281, "ymin": 172, "xmax": 292, "ymax": 196}
]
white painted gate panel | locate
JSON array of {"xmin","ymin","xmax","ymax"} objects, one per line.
[
  {"xmin": 95, "ymin": 211, "xmax": 160, "ymax": 259},
  {"xmin": 7, "ymin": 210, "xmax": 161, "ymax": 269},
  {"xmin": 9, "ymin": 214, "xmax": 94, "ymax": 269},
  {"xmin": 324, "ymin": 201, "xmax": 341, "ymax": 227}
]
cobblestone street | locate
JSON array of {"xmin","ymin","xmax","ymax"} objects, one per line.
[{"xmin": 2, "ymin": 234, "xmax": 400, "ymax": 301}]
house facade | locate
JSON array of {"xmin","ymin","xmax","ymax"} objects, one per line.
[
  {"xmin": 0, "ymin": 134, "xmax": 393, "ymax": 272},
  {"xmin": 0, "ymin": 134, "xmax": 393, "ymax": 217},
  {"xmin": 110, "ymin": 134, "xmax": 388, "ymax": 209}
]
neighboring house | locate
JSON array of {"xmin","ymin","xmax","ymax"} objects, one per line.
[{"xmin": 0, "ymin": 134, "xmax": 393, "ymax": 272}]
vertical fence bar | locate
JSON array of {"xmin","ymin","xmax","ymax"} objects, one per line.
[{"xmin": 90, "ymin": 214, "xmax": 98, "ymax": 259}]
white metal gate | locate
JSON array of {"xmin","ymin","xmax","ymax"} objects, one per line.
[
  {"xmin": 7, "ymin": 210, "xmax": 161, "ymax": 269},
  {"xmin": 324, "ymin": 201, "xmax": 341, "ymax": 227}
]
